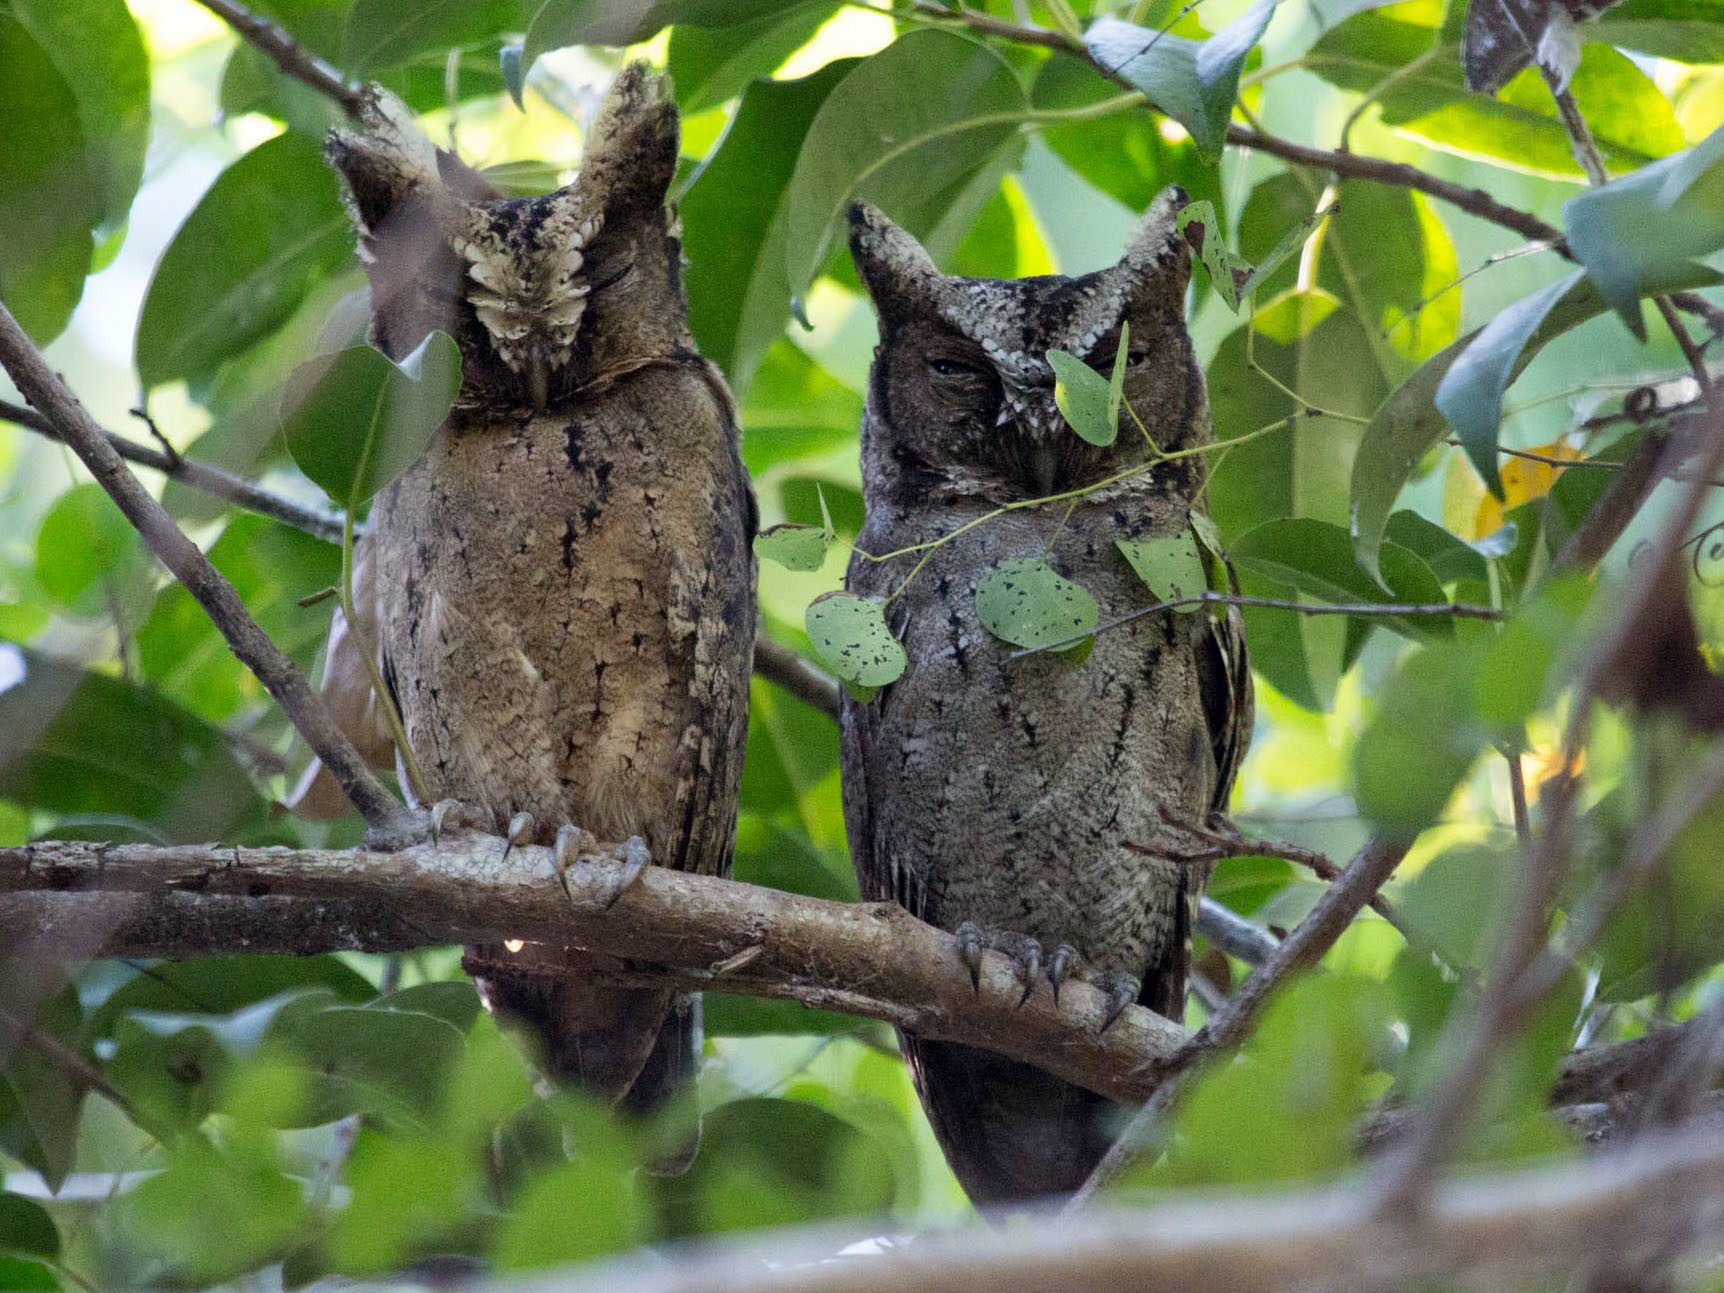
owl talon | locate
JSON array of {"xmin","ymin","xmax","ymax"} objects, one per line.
[
  {"xmin": 1014, "ymin": 941, "xmax": 1042, "ymax": 1008},
  {"xmin": 1099, "ymin": 974, "xmax": 1141, "ymax": 1033},
  {"xmin": 500, "ymin": 811, "xmax": 536, "ymax": 863},
  {"xmin": 554, "ymin": 822, "xmax": 597, "ymax": 900},
  {"xmin": 429, "ymin": 798, "xmax": 485, "ymax": 844},
  {"xmin": 603, "ymin": 836, "xmax": 650, "ymax": 910},
  {"xmin": 1048, "ymin": 944, "xmax": 1076, "ymax": 1006},
  {"xmin": 955, "ymin": 921, "xmax": 984, "ymax": 994}
]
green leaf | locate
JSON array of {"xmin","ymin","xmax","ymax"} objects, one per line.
[
  {"xmin": 974, "ymin": 558, "xmax": 1099, "ymax": 649},
  {"xmin": 782, "ymin": 30, "xmax": 1027, "ymax": 301},
  {"xmin": 1590, "ymin": 0, "xmax": 1724, "ymax": 61},
  {"xmin": 121, "ymin": 1141, "xmax": 306, "ymax": 1286},
  {"xmin": 1178, "ymin": 199, "xmax": 1252, "ymax": 310},
  {"xmin": 0, "ymin": 985, "xmax": 86, "ymax": 1193},
  {"xmin": 137, "ymin": 132, "xmax": 352, "ymax": 389},
  {"xmin": 108, "ymin": 1020, "xmax": 228, "ymax": 1138},
  {"xmin": 1319, "ymin": 183, "xmax": 1458, "ymax": 372},
  {"xmin": 492, "ymin": 1155, "xmax": 647, "ymax": 1269},
  {"xmin": 281, "ymin": 332, "xmax": 462, "ymax": 509},
  {"xmin": 0, "ymin": 14, "xmax": 99, "ymax": 341},
  {"xmin": 1566, "ymin": 123, "xmax": 1724, "ymax": 337},
  {"xmin": 804, "ymin": 592, "xmax": 907, "ymax": 691},
  {"xmin": 1307, "ymin": 9, "xmax": 1684, "ymax": 176},
  {"xmin": 344, "ymin": 0, "xmax": 524, "ymax": 73},
  {"xmin": 682, "ymin": 62, "xmax": 853, "ymax": 390},
  {"xmin": 667, "ymin": 2, "xmax": 837, "ymax": 114},
  {"xmin": 327, "ymin": 1131, "xmax": 475, "ymax": 1274},
  {"xmin": 1231, "ymin": 517, "xmax": 1450, "ymax": 638},
  {"xmin": 89, "ymin": 955, "xmax": 375, "ymax": 1039},
  {"xmin": 33, "ymin": 483, "xmax": 145, "ymax": 609},
  {"xmin": 12, "ymin": 0, "xmax": 149, "ymax": 235},
  {"xmin": 1117, "ymin": 529, "xmax": 1208, "ymax": 609},
  {"xmin": 1353, "ymin": 640, "xmax": 1485, "ymax": 840},
  {"xmin": 0, "ymin": 1194, "xmax": 58, "ymax": 1260},
  {"xmin": 1084, "ymin": 0, "xmax": 1279, "ymax": 158},
  {"xmin": 0, "ymin": 650, "xmax": 273, "ymax": 843},
  {"xmin": 755, "ymin": 523, "xmax": 830, "ymax": 572},
  {"xmin": 1048, "ymin": 348, "xmax": 1118, "ymax": 446},
  {"xmin": 1437, "ymin": 272, "xmax": 1583, "ymax": 498},
  {"xmin": 264, "ymin": 1004, "xmax": 463, "ymax": 1128},
  {"xmin": 523, "ymin": 0, "xmax": 798, "ymax": 69},
  {"xmin": 1384, "ymin": 510, "xmax": 1488, "ymax": 584}
]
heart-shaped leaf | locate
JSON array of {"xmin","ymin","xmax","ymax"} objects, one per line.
[
  {"xmin": 974, "ymin": 558, "xmax": 1099, "ymax": 649},
  {"xmin": 282, "ymin": 332, "xmax": 461, "ymax": 510},
  {"xmin": 805, "ymin": 592, "xmax": 907, "ymax": 694},
  {"xmin": 1118, "ymin": 529, "xmax": 1209, "ymax": 611},
  {"xmin": 1047, "ymin": 349, "xmax": 1117, "ymax": 446}
]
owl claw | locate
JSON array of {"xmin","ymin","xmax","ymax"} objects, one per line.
[
  {"xmin": 1099, "ymin": 974, "xmax": 1141, "ymax": 1033},
  {"xmin": 1048, "ymin": 944, "xmax": 1076, "ymax": 1006},
  {"xmin": 955, "ymin": 921, "xmax": 984, "ymax": 994},
  {"xmin": 602, "ymin": 836, "xmax": 650, "ymax": 910},
  {"xmin": 1014, "ymin": 941, "xmax": 1042, "ymax": 1008},
  {"xmin": 553, "ymin": 822, "xmax": 597, "ymax": 900},
  {"xmin": 500, "ymin": 811, "xmax": 535, "ymax": 863},
  {"xmin": 429, "ymin": 799, "xmax": 483, "ymax": 844}
]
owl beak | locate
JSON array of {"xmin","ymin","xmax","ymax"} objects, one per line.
[
  {"xmin": 1030, "ymin": 444, "xmax": 1060, "ymax": 495},
  {"xmin": 526, "ymin": 349, "xmax": 550, "ymax": 411}
]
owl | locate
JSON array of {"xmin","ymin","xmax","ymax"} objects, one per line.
[
  {"xmin": 839, "ymin": 188, "xmax": 1251, "ymax": 1203},
  {"xmin": 309, "ymin": 65, "xmax": 756, "ymax": 1123}
]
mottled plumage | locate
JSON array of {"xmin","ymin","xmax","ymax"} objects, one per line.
[
  {"xmin": 312, "ymin": 66, "xmax": 756, "ymax": 1122},
  {"xmin": 839, "ymin": 189, "xmax": 1251, "ymax": 1202}
]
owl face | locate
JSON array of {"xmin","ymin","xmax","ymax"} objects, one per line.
[
  {"xmin": 326, "ymin": 63, "xmax": 688, "ymax": 411},
  {"xmin": 848, "ymin": 187, "xmax": 1202, "ymax": 504}
]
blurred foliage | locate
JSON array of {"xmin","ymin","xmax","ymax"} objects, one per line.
[{"xmin": 1, "ymin": 0, "xmax": 1723, "ymax": 1285}]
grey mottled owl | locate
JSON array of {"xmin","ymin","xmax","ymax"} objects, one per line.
[
  {"xmin": 307, "ymin": 65, "xmax": 756, "ymax": 1125},
  {"xmin": 839, "ymin": 189, "xmax": 1251, "ymax": 1203}
]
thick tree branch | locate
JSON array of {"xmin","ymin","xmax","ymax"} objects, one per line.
[
  {"xmin": 0, "ymin": 398, "xmax": 346, "ymax": 545},
  {"xmin": 521, "ymin": 1125, "xmax": 1724, "ymax": 1293},
  {"xmin": 0, "ymin": 837, "xmax": 1188, "ymax": 1106},
  {"xmin": 751, "ymin": 637, "xmax": 843, "ymax": 717},
  {"xmin": 0, "ymin": 305, "xmax": 414, "ymax": 841}
]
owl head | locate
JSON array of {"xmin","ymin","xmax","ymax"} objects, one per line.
[
  {"xmin": 325, "ymin": 63, "xmax": 688, "ymax": 411},
  {"xmin": 847, "ymin": 187, "xmax": 1204, "ymax": 506}
]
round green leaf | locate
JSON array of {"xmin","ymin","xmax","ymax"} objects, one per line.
[
  {"xmin": 34, "ymin": 483, "xmax": 143, "ymax": 608},
  {"xmin": 755, "ymin": 523, "xmax": 829, "ymax": 572},
  {"xmin": 0, "ymin": 1194, "xmax": 59, "ymax": 1260},
  {"xmin": 804, "ymin": 591, "xmax": 907, "ymax": 690},
  {"xmin": 974, "ymin": 557, "xmax": 1098, "ymax": 649},
  {"xmin": 281, "ymin": 332, "xmax": 462, "ymax": 509}
]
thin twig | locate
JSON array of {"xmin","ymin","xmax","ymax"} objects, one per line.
[
  {"xmin": 1010, "ymin": 592, "xmax": 1501, "ymax": 660},
  {"xmin": 752, "ymin": 636, "xmax": 843, "ymax": 718},
  {"xmin": 0, "ymin": 304, "xmax": 414, "ymax": 842},
  {"xmin": 1067, "ymin": 838, "xmax": 1408, "ymax": 1207},
  {"xmin": 1, "ymin": 398, "xmax": 347, "ymax": 545},
  {"xmin": 0, "ymin": 1002, "xmax": 134, "ymax": 1116},
  {"xmin": 194, "ymin": 0, "xmax": 363, "ymax": 116}
]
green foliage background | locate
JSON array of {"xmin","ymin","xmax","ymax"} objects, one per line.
[{"xmin": 2, "ymin": 0, "xmax": 1724, "ymax": 1285}]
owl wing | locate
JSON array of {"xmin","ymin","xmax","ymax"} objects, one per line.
[{"xmin": 1197, "ymin": 572, "xmax": 1253, "ymax": 819}]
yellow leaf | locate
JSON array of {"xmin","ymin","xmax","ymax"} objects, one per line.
[{"xmin": 1470, "ymin": 440, "xmax": 1581, "ymax": 539}]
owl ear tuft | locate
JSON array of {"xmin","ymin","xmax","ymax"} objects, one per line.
[
  {"xmin": 847, "ymin": 202, "xmax": 943, "ymax": 316},
  {"xmin": 325, "ymin": 85, "xmax": 439, "ymax": 232},
  {"xmin": 577, "ymin": 62, "xmax": 679, "ymax": 221},
  {"xmin": 1108, "ymin": 184, "xmax": 1193, "ymax": 310}
]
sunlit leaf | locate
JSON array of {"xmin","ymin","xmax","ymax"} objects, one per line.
[
  {"xmin": 344, "ymin": 0, "xmax": 522, "ymax": 73},
  {"xmin": 33, "ymin": 483, "xmax": 145, "ymax": 609},
  {"xmin": 667, "ymin": 2, "xmax": 837, "ymax": 114}
]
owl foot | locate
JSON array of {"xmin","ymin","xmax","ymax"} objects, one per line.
[
  {"xmin": 500, "ymin": 811, "xmax": 536, "ymax": 864},
  {"xmin": 553, "ymin": 822, "xmax": 601, "ymax": 899},
  {"xmin": 952, "ymin": 923, "xmax": 1060, "ymax": 1006},
  {"xmin": 428, "ymin": 798, "xmax": 488, "ymax": 844},
  {"xmin": 1098, "ymin": 973, "xmax": 1142, "ymax": 1033}
]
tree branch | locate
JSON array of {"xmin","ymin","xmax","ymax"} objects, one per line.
[
  {"xmin": 0, "ymin": 305, "xmax": 414, "ymax": 842},
  {"xmin": 0, "ymin": 836, "xmax": 1188, "ymax": 1106},
  {"xmin": 194, "ymin": 0, "xmax": 363, "ymax": 116},
  {"xmin": 1, "ymin": 398, "xmax": 346, "ymax": 545},
  {"xmin": 517, "ymin": 1125, "xmax": 1724, "ymax": 1293},
  {"xmin": 751, "ymin": 637, "xmax": 843, "ymax": 717}
]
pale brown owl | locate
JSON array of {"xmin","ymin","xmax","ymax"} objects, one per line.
[
  {"xmin": 307, "ymin": 64, "xmax": 756, "ymax": 1124},
  {"xmin": 839, "ymin": 189, "xmax": 1251, "ymax": 1202}
]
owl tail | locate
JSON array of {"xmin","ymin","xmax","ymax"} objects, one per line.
[
  {"xmin": 904, "ymin": 1037, "xmax": 1119, "ymax": 1204},
  {"xmin": 469, "ymin": 948, "xmax": 700, "ymax": 1165}
]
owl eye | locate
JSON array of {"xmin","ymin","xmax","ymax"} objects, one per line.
[{"xmin": 929, "ymin": 357, "xmax": 982, "ymax": 379}]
